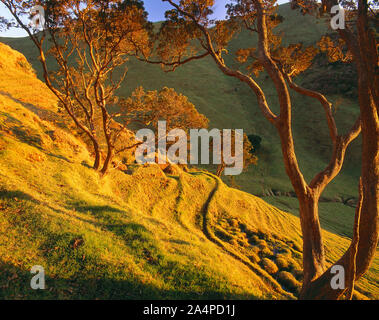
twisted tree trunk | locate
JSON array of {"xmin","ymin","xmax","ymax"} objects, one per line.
[
  {"xmin": 298, "ymin": 192, "xmax": 326, "ymax": 290},
  {"xmin": 161, "ymin": 0, "xmax": 375, "ymax": 299},
  {"xmin": 299, "ymin": 0, "xmax": 379, "ymax": 299}
]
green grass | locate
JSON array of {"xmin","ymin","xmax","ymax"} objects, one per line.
[
  {"xmin": 0, "ymin": 4, "xmax": 377, "ymax": 300},
  {"xmin": 0, "ymin": 87, "xmax": 376, "ymax": 298},
  {"xmin": 0, "ymin": 3, "xmax": 361, "ymax": 200}
]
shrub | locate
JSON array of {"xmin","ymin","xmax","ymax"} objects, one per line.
[
  {"xmin": 237, "ymin": 239, "xmax": 250, "ymax": 247},
  {"xmin": 229, "ymin": 239, "xmax": 239, "ymax": 246},
  {"xmin": 289, "ymin": 259, "xmax": 302, "ymax": 271},
  {"xmin": 257, "ymin": 239, "xmax": 268, "ymax": 249},
  {"xmin": 247, "ymin": 134, "xmax": 262, "ymax": 153},
  {"xmin": 275, "ymin": 256, "xmax": 290, "ymax": 269},
  {"xmin": 276, "ymin": 255, "xmax": 303, "ymax": 277},
  {"xmin": 16, "ymin": 57, "xmax": 35, "ymax": 75},
  {"xmin": 292, "ymin": 266, "xmax": 303, "ymax": 280},
  {"xmin": 249, "ymin": 235, "xmax": 260, "ymax": 244},
  {"xmin": 278, "ymin": 271, "xmax": 301, "ymax": 294},
  {"xmin": 214, "ymin": 228, "xmax": 233, "ymax": 242},
  {"xmin": 250, "ymin": 246, "xmax": 260, "ymax": 254},
  {"xmin": 248, "ymin": 252, "xmax": 260, "ymax": 263},
  {"xmin": 260, "ymin": 247, "xmax": 273, "ymax": 257},
  {"xmin": 261, "ymin": 258, "xmax": 279, "ymax": 274},
  {"xmin": 229, "ymin": 219, "xmax": 239, "ymax": 228},
  {"xmin": 279, "ymin": 248, "xmax": 292, "ymax": 256}
]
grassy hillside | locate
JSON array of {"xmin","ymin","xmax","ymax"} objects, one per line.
[
  {"xmin": 3, "ymin": 5, "xmax": 367, "ymax": 277},
  {"xmin": 0, "ymin": 4, "xmax": 361, "ymax": 198},
  {"xmin": 0, "ymin": 6, "xmax": 364, "ymax": 254},
  {"xmin": 0, "ymin": 41, "xmax": 377, "ymax": 300}
]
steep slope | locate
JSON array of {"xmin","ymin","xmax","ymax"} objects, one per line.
[
  {"xmin": 0, "ymin": 42, "xmax": 377, "ymax": 300},
  {"xmin": 0, "ymin": 5, "xmax": 364, "ymax": 252},
  {"xmin": 0, "ymin": 3, "xmax": 361, "ymax": 199}
]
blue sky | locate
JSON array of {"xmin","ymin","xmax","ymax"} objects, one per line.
[
  {"xmin": 144, "ymin": 0, "xmax": 230, "ymax": 21},
  {"xmin": 0, "ymin": 0, "xmax": 287, "ymax": 38}
]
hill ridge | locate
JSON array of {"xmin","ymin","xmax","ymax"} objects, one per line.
[{"xmin": 0, "ymin": 29, "xmax": 377, "ymax": 300}]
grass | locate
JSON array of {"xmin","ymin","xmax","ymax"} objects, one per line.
[
  {"xmin": 0, "ymin": 4, "xmax": 377, "ymax": 300},
  {"xmin": 0, "ymin": 48, "xmax": 283, "ymax": 298},
  {"xmin": 0, "ymin": 3, "xmax": 361, "ymax": 200}
]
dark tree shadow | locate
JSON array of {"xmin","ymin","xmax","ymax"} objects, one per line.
[
  {"xmin": 0, "ymin": 189, "xmax": 39, "ymax": 204},
  {"xmin": 0, "ymin": 260, "xmax": 258, "ymax": 300}
]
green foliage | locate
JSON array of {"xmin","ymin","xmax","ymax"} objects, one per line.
[
  {"xmin": 248, "ymin": 134, "xmax": 262, "ymax": 153},
  {"xmin": 0, "ymin": 3, "xmax": 377, "ymax": 300},
  {"xmin": 1, "ymin": 3, "xmax": 362, "ymax": 198}
]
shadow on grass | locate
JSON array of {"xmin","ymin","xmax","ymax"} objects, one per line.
[
  {"xmin": 0, "ymin": 189, "xmax": 39, "ymax": 204},
  {"xmin": 74, "ymin": 205, "xmax": 125, "ymax": 215},
  {"xmin": 263, "ymin": 196, "xmax": 355, "ymax": 239},
  {"xmin": 1, "ymin": 194, "xmax": 255, "ymax": 300},
  {"xmin": 0, "ymin": 91, "xmax": 65, "ymax": 127},
  {"xmin": 81, "ymin": 161, "xmax": 93, "ymax": 169},
  {"xmin": 0, "ymin": 260, "xmax": 257, "ymax": 300}
]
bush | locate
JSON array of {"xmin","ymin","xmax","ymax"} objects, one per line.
[
  {"xmin": 261, "ymin": 247, "xmax": 273, "ymax": 257},
  {"xmin": 249, "ymin": 235, "xmax": 260, "ymax": 244},
  {"xmin": 275, "ymin": 256, "xmax": 290, "ymax": 269},
  {"xmin": 278, "ymin": 271, "xmax": 301, "ymax": 294},
  {"xmin": 279, "ymin": 248, "xmax": 292, "ymax": 256},
  {"xmin": 228, "ymin": 219, "xmax": 239, "ymax": 228},
  {"xmin": 16, "ymin": 57, "xmax": 35, "ymax": 75},
  {"xmin": 275, "ymin": 253, "xmax": 295, "ymax": 267},
  {"xmin": 292, "ymin": 266, "xmax": 303, "ymax": 280},
  {"xmin": 250, "ymin": 246, "xmax": 260, "ymax": 254},
  {"xmin": 289, "ymin": 259, "xmax": 302, "ymax": 272},
  {"xmin": 248, "ymin": 252, "xmax": 260, "ymax": 263},
  {"xmin": 237, "ymin": 239, "xmax": 249, "ymax": 247},
  {"xmin": 257, "ymin": 239, "xmax": 268, "ymax": 249},
  {"xmin": 261, "ymin": 258, "xmax": 279, "ymax": 275},
  {"xmin": 214, "ymin": 228, "xmax": 233, "ymax": 242},
  {"xmin": 247, "ymin": 134, "xmax": 262, "ymax": 153}
]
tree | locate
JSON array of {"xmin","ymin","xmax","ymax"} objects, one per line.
[
  {"xmin": 248, "ymin": 134, "xmax": 262, "ymax": 152},
  {"xmin": 141, "ymin": 0, "xmax": 368, "ymax": 299},
  {"xmin": 121, "ymin": 86, "xmax": 209, "ymax": 163},
  {"xmin": 288, "ymin": 0, "xmax": 378, "ymax": 299},
  {"xmin": 214, "ymin": 131, "xmax": 257, "ymax": 177},
  {"xmin": 1, "ymin": 0, "xmax": 152, "ymax": 175},
  {"xmin": 123, "ymin": 86, "xmax": 208, "ymax": 134}
]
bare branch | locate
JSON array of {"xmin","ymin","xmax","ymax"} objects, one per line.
[{"xmin": 283, "ymin": 73, "xmax": 338, "ymax": 144}]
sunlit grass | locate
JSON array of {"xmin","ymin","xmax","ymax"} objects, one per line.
[
  {"xmin": 0, "ymin": 11, "xmax": 377, "ymax": 301},
  {"xmin": 0, "ymin": 4, "xmax": 361, "ymax": 200}
]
